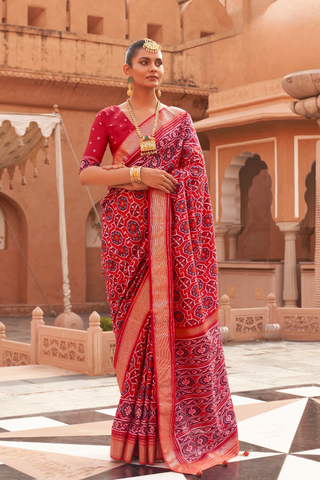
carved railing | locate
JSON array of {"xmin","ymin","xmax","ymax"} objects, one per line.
[
  {"xmin": 0, "ymin": 321, "xmax": 33, "ymax": 366},
  {"xmin": 0, "ymin": 339, "xmax": 31, "ymax": 366},
  {"xmin": 277, "ymin": 308, "xmax": 320, "ymax": 341},
  {"xmin": 1, "ymin": 298, "xmax": 319, "ymax": 371},
  {"xmin": 220, "ymin": 293, "xmax": 320, "ymax": 341},
  {"xmin": 0, "ymin": 308, "xmax": 116, "ymax": 375},
  {"xmin": 219, "ymin": 296, "xmax": 268, "ymax": 341}
]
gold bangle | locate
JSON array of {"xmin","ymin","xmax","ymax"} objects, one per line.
[
  {"xmin": 132, "ymin": 166, "xmax": 141, "ymax": 183},
  {"xmin": 136, "ymin": 166, "xmax": 142, "ymax": 182}
]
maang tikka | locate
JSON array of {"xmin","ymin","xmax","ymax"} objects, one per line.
[{"xmin": 127, "ymin": 77, "xmax": 133, "ymax": 97}]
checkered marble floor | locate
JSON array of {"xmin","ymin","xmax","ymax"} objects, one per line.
[
  {"xmin": 0, "ymin": 377, "xmax": 319, "ymax": 479},
  {"xmin": 0, "ymin": 340, "xmax": 319, "ymax": 479}
]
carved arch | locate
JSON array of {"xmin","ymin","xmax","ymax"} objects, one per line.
[
  {"xmin": 220, "ymin": 151, "xmax": 267, "ymax": 227},
  {"xmin": 300, "ymin": 160, "xmax": 315, "ymax": 229},
  {"xmin": 299, "ymin": 160, "xmax": 315, "ymax": 261},
  {"xmin": 0, "ymin": 192, "xmax": 28, "ymax": 303}
]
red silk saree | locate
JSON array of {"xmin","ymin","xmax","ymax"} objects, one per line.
[{"xmin": 80, "ymin": 105, "xmax": 239, "ymax": 474}]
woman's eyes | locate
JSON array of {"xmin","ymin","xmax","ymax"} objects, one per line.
[{"xmin": 140, "ymin": 61, "xmax": 163, "ymax": 66}]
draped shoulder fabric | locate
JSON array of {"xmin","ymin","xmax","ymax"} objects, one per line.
[{"xmin": 80, "ymin": 105, "xmax": 239, "ymax": 475}]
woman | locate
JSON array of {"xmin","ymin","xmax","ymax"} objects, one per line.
[{"xmin": 79, "ymin": 38, "xmax": 238, "ymax": 475}]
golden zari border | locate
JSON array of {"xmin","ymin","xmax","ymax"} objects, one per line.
[
  {"xmin": 149, "ymin": 188, "xmax": 239, "ymax": 474},
  {"xmin": 149, "ymin": 188, "xmax": 177, "ymax": 468},
  {"xmin": 114, "ymin": 274, "xmax": 150, "ymax": 392},
  {"xmin": 175, "ymin": 310, "xmax": 220, "ymax": 339}
]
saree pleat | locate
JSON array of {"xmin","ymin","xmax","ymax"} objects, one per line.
[
  {"xmin": 111, "ymin": 315, "xmax": 161, "ymax": 465},
  {"xmin": 80, "ymin": 105, "xmax": 239, "ymax": 474}
]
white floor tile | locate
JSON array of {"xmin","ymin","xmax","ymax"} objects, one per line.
[
  {"xmin": 0, "ymin": 416, "xmax": 67, "ymax": 432},
  {"xmin": 231, "ymin": 395, "xmax": 264, "ymax": 406},
  {"xmin": 123, "ymin": 473, "xmax": 185, "ymax": 480},
  {"xmin": 238, "ymin": 398, "xmax": 308, "ymax": 453},
  {"xmin": 0, "ymin": 441, "xmax": 112, "ymax": 461},
  {"xmin": 278, "ymin": 454, "xmax": 320, "ymax": 480},
  {"xmin": 96, "ymin": 407, "xmax": 118, "ymax": 416},
  {"xmin": 295, "ymin": 449, "xmax": 320, "ymax": 455},
  {"xmin": 276, "ymin": 386, "xmax": 320, "ymax": 398}
]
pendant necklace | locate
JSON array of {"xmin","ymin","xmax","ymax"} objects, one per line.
[{"xmin": 127, "ymin": 99, "xmax": 160, "ymax": 156}]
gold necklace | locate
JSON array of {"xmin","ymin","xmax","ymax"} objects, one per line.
[{"xmin": 127, "ymin": 99, "xmax": 160, "ymax": 156}]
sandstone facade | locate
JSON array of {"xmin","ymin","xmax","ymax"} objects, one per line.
[{"xmin": 0, "ymin": 0, "xmax": 319, "ymax": 313}]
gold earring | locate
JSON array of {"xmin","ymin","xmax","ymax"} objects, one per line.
[
  {"xmin": 127, "ymin": 77, "xmax": 133, "ymax": 97},
  {"xmin": 157, "ymin": 83, "xmax": 161, "ymax": 98}
]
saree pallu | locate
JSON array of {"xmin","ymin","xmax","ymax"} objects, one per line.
[{"xmin": 80, "ymin": 106, "xmax": 239, "ymax": 474}]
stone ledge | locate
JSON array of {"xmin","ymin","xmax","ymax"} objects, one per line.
[{"xmin": 0, "ymin": 302, "xmax": 110, "ymax": 317}]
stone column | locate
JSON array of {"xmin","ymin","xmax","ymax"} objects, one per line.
[
  {"xmin": 315, "ymin": 139, "xmax": 320, "ymax": 307},
  {"xmin": 228, "ymin": 225, "xmax": 242, "ymax": 261},
  {"xmin": 277, "ymin": 222, "xmax": 300, "ymax": 307},
  {"xmin": 215, "ymin": 225, "xmax": 229, "ymax": 262}
]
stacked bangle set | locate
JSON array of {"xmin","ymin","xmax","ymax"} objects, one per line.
[{"xmin": 130, "ymin": 165, "xmax": 142, "ymax": 184}]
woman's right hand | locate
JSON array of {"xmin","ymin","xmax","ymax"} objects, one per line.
[{"xmin": 140, "ymin": 167, "xmax": 178, "ymax": 194}]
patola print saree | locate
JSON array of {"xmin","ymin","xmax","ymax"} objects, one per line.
[{"xmin": 80, "ymin": 105, "xmax": 239, "ymax": 474}]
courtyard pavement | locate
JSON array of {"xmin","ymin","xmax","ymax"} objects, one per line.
[{"xmin": 0, "ymin": 317, "xmax": 319, "ymax": 479}]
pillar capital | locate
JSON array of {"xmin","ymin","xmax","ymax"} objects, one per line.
[
  {"xmin": 215, "ymin": 224, "xmax": 230, "ymax": 262},
  {"xmin": 228, "ymin": 224, "xmax": 242, "ymax": 236},
  {"xmin": 276, "ymin": 222, "xmax": 300, "ymax": 234},
  {"xmin": 215, "ymin": 224, "xmax": 230, "ymax": 236}
]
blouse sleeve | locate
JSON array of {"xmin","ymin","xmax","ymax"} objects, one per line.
[{"xmin": 79, "ymin": 110, "xmax": 109, "ymax": 173}]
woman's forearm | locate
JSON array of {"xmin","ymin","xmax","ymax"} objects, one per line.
[{"xmin": 79, "ymin": 166, "xmax": 131, "ymax": 186}]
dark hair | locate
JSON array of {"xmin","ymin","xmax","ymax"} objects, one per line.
[{"xmin": 125, "ymin": 39, "xmax": 146, "ymax": 67}]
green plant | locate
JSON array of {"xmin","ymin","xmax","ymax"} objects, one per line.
[{"xmin": 100, "ymin": 317, "xmax": 113, "ymax": 332}]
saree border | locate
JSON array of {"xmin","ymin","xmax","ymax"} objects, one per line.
[
  {"xmin": 175, "ymin": 310, "xmax": 220, "ymax": 340},
  {"xmin": 148, "ymin": 188, "xmax": 239, "ymax": 474},
  {"xmin": 113, "ymin": 274, "xmax": 150, "ymax": 392},
  {"xmin": 148, "ymin": 187, "xmax": 177, "ymax": 468}
]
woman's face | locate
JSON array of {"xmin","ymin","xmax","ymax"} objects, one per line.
[{"xmin": 125, "ymin": 47, "xmax": 164, "ymax": 90}]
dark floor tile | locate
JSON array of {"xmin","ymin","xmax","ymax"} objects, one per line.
[
  {"xmin": 3, "ymin": 435, "xmax": 111, "ymax": 445},
  {"xmin": 239, "ymin": 441, "xmax": 282, "ymax": 454},
  {"xmin": 86, "ymin": 463, "xmax": 171, "ymax": 479},
  {"xmin": 235, "ymin": 390, "xmax": 301, "ymax": 402},
  {"xmin": 45, "ymin": 409, "xmax": 113, "ymax": 424},
  {"xmin": 185, "ymin": 454, "xmax": 287, "ymax": 480},
  {"xmin": 290, "ymin": 399, "xmax": 320, "ymax": 453},
  {"xmin": 0, "ymin": 464, "xmax": 36, "ymax": 479},
  {"xmin": 234, "ymin": 384, "xmax": 320, "ymax": 403},
  {"xmin": 0, "ymin": 406, "xmax": 118, "ymax": 421}
]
